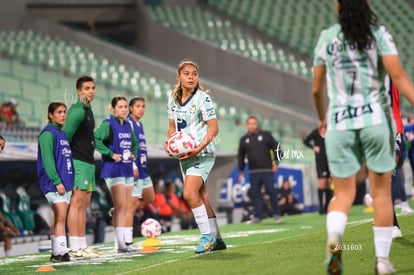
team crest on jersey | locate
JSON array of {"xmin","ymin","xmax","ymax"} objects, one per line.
[{"xmin": 189, "ymin": 104, "xmax": 197, "ymax": 114}]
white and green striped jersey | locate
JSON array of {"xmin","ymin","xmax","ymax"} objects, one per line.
[
  {"xmin": 167, "ymin": 88, "xmax": 217, "ymax": 155},
  {"xmin": 313, "ymin": 24, "xmax": 398, "ymax": 131}
]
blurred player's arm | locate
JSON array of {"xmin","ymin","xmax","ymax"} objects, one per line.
[
  {"xmin": 382, "ymin": 54, "xmax": 414, "ymax": 106},
  {"xmin": 267, "ymin": 131, "xmax": 281, "ymax": 168},
  {"xmin": 166, "ymin": 119, "xmax": 176, "ymax": 139},
  {"xmin": 94, "ymin": 121, "xmax": 114, "ymax": 158},
  {"xmin": 312, "ymin": 65, "xmax": 327, "ymax": 130},
  {"xmin": 130, "ymin": 128, "xmax": 138, "ymax": 159},
  {"xmin": 63, "ymin": 104, "xmax": 84, "ymax": 142},
  {"xmin": 303, "ymin": 128, "xmax": 317, "ymax": 149},
  {"xmin": 237, "ymin": 136, "xmax": 246, "ymax": 180}
]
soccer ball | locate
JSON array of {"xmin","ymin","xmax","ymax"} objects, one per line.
[
  {"xmin": 363, "ymin": 193, "xmax": 373, "ymax": 207},
  {"xmin": 140, "ymin": 218, "xmax": 162, "ymax": 238},
  {"xmin": 166, "ymin": 131, "xmax": 196, "ymax": 158}
]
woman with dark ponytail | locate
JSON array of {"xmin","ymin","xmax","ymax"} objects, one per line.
[
  {"xmin": 38, "ymin": 102, "xmax": 73, "ymax": 262},
  {"xmin": 312, "ymin": 1, "xmax": 414, "ymax": 274}
]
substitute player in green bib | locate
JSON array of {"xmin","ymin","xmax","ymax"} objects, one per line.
[
  {"xmin": 165, "ymin": 59, "xmax": 226, "ymax": 254},
  {"xmin": 312, "ymin": 1, "xmax": 414, "ymax": 274}
]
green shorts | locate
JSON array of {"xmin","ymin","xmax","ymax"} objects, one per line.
[
  {"xmin": 325, "ymin": 124, "xmax": 395, "ymax": 178},
  {"xmin": 45, "ymin": 191, "xmax": 72, "ymax": 205},
  {"xmin": 73, "ymin": 159, "xmax": 96, "ymax": 192},
  {"xmin": 132, "ymin": 176, "xmax": 153, "ymax": 198},
  {"xmin": 179, "ymin": 155, "xmax": 215, "ymax": 183}
]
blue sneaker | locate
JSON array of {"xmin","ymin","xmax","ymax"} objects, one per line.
[
  {"xmin": 118, "ymin": 247, "xmax": 134, "ymax": 253},
  {"xmin": 195, "ymin": 234, "xmax": 216, "ymax": 254},
  {"xmin": 212, "ymin": 238, "xmax": 227, "ymax": 251}
]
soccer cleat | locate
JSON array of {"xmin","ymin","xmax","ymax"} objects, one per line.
[
  {"xmin": 375, "ymin": 258, "xmax": 396, "ymax": 275},
  {"xmin": 118, "ymin": 247, "xmax": 134, "ymax": 253},
  {"xmin": 69, "ymin": 249, "xmax": 83, "ymax": 258},
  {"xmin": 212, "ymin": 238, "xmax": 227, "ymax": 251},
  {"xmin": 60, "ymin": 252, "xmax": 72, "ymax": 262},
  {"xmin": 391, "ymin": 226, "xmax": 402, "ymax": 239},
  {"xmin": 274, "ymin": 215, "xmax": 281, "ymax": 224},
  {"xmin": 81, "ymin": 247, "xmax": 100, "ymax": 257},
  {"xmin": 400, "ymin": 204, "xmax": 414, "ymax": 214},
  {"xmin": 326, "ymin": 233, "xmax": 342, "ymax": 275},
  {"xmin": 194, "ymin": 234, "xmax": 216, "ymax": 254},
  {"xmin": 50, "ymin": 254, "xmax": 62, "ymax": 263},
  {"xmin": 50, "ymin": 252, "xmax": 72, "ymax": 263},
  {"xmin": 246, "ymin": 217, "xmax": 261, "ymax": 224},
  {"xmin": 69, "ymin": 247, "xmax": 99, "ymax": 258},
  {"xmin": 126, "ymin": 243, "xmax": 142, "ymax": 251}
]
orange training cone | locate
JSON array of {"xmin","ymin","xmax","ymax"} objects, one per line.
[
  {"xmin": 140, "ymin": 246, "xmax": 158, "ymax": 253},
  {"xmin": 36, "ymin": 265, "xmax": 56, "ymax": 272}
]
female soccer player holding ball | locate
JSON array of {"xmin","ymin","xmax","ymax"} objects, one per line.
[{"xmin": 165, "ymin": 59, "xmax": 226, "ymax": 253}]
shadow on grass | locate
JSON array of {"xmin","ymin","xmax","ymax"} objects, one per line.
[
  {"xmin": 193, "ymin": 251, "xmax": 250, "ymax": 261},
  {"xmin": 393, "ymin": 237, "xmax": 414, "ymax": 247}
]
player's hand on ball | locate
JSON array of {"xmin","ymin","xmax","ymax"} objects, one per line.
[{"xmin": 178, "ymin": 148, "xmax": 198, "ymax": 160}]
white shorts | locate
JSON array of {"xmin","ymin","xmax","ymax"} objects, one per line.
[
  {"xmin": 45, "ymin": 191, "xmax": 72, "ymax": 205},
  {"xmin": 105, "ymin": 177, "xmax": 134, "ymax": 189},
  {"xmin": 132, "ymin": 176, "xmax": 153, "ymax": 197}
]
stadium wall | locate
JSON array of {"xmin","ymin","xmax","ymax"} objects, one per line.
[{"xmin": 0, "ymin": 0, "xmax": 26, "ymax": 29}]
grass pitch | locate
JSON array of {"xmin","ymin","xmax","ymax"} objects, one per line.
[{"xmin": 1, "ymin": 205, "xmax": 413, "ymax": 275}]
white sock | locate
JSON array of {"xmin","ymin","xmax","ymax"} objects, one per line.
[
  {"xmin": 114, "ymin": 236, "xmax": 119, "ymax": 250},
  {"xmin": 50, "ymin": 235, "xmax": 55, "ymax": 255},
  {"xmin": 69, "ymin": 236, "xmax": 80, "ymax": 251},
  {"xmin": 209, "ymin": 218, "xmax": 221, "ymax": 239},
  {"xmin": 373, "ymin": 226, "xmax": 393, "ymax": 258},
  {"xmin": 79, "ymin": 236, "xmax": 88, "ymax": 249},
  {"xmin": 55, "ymin": 236, "xmax": 68, "ymax": 255},
  {"xmin": 115, "ymin": 227, "xmax": 126, "ymax": 249},
  {"xmin": 5, "ymin": 249, "xmax": 11, "ymax": 256},
  {"xmin": 124, "ymin": 227, "xmax": 133, "ymax": 245},
  {"xmin": 327, "ymin": 211, "xmax": 348, "ymax": 237},
  {"xmin": 192, "ymin": 204, "xmax": 210, "ymax": 235}
]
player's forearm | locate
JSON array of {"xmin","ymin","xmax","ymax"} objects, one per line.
[
  {"xmin": 63, "ymin": 106, "xmax": 84, "ymax": 142},
  {"xmin": 197, "ymin": 123, "xmax": 218, "ymax": 153},
  {"xmin": 94, "ymin": 122, "xmax": 113, "ymax": 157}
]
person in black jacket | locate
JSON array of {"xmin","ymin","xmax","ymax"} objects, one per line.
[
  {"xmin": 238, "ymin": 116, "xmax": 281, "ymax": 224},
  {"xmin": 303, "ymin": 127, "xmax": 332, "ymax": 214}
]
